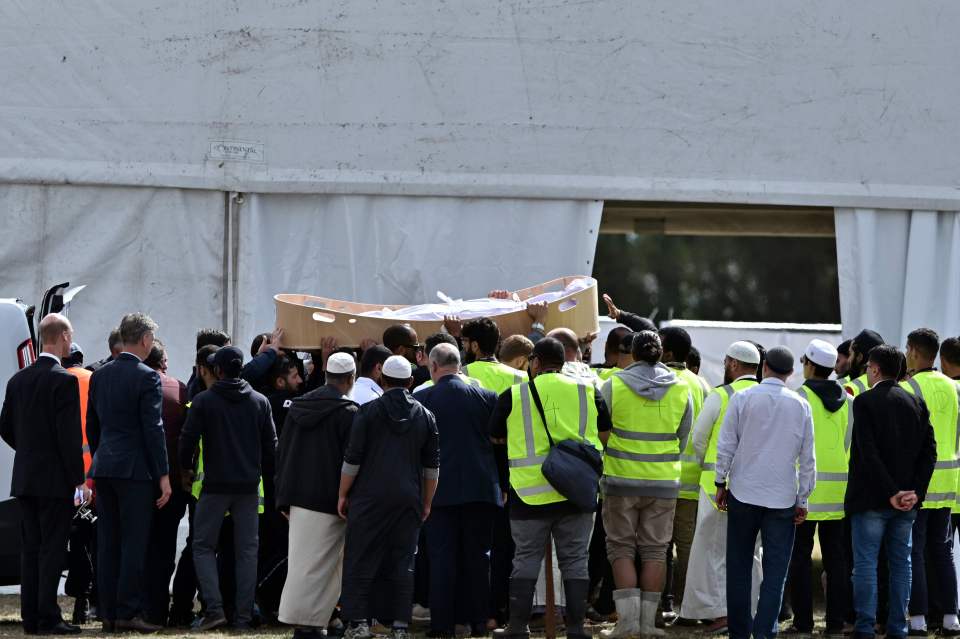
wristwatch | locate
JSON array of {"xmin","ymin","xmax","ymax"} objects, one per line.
[{"xmin": 531, "ymin": 322, "xmax": 545, "ymax": 333}]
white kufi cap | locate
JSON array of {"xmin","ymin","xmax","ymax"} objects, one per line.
[
  {"xmin": 726, "ymin": 341, "xmax": 761, "ymax": 365},
  {"xmin": 804, "ymin": 339, "xmax": 838, "ymax": 369},
  {"xmin": 326, "ymin": 352, "xmax": 357, "ymax": 374},
  {"xmin": 382, "ymin": 355, "xmax": 414, "ymax": 380}
]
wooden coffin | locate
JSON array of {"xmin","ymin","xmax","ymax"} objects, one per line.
[{"xmin": 274, "ymin": 276, "xmax": 600, "ymax": 349}]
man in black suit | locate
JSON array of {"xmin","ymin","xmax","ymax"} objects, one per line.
[
  {"xmin": 0, "ymin": 313, "xmax": 87, "ymax": 635},
  {"xmin": 87, "ymin": 313, "xmax": 172, "ymax": 634},
  {"xmin": 845, "ymin": 345, "xmax": 937, "ymax": 639},
  {"xmin": 413, "ymin": 342, "xmax": 500, "ymax": 638}
]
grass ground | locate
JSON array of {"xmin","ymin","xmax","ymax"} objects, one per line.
[{"xmin": 0, "ymin": 595, "xmax": 830, "ymax": 639}]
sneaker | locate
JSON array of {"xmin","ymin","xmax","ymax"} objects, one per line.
[
  {"xmin": 939, "ymin": 629, "xmax": 960, "ymax": 637},
  {"xmin": 344, "ymin": 622, "xmax": 374, "ymax": 639},
  {"xmin": 327, "ymin": 619, "xmax": 346, "ymax": 638},
  {"xmin": 391, "ymin": 627, "xmax": 411, "ymax": 639},
  {"xmin": 412, "ymin": 605, "xmax": 431, "ymax": 621},
  {"xmin": 229, "ymin": 622, "xmax": 256, "ymax": 634}
]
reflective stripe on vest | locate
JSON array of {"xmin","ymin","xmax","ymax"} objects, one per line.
[
  {"xmin": 506, "ymin": 374, "xmax": 601, "ymax": 506},
  {"xmin": 462, "ymin": 361, "xmax": 527, "ymax": 396},
  {"xmin": 602, "ymin": 373, "xmax": 691, "ymax": 495},
  {"xmin": 797, "ymin": 385, "xmax": 851, "ymax": 520},
  {"xmin": 191, "ymin": 439, "xmax": 266, "ymax": 515},
  {"xmin": 675, "ymin": 368, "xmax": 706, "ymax": 500},
  {"xmin": 845, "ymin": 374, "xmax": 869, "ymax": 398},
  {"xmin": 700, "ymin": 379, "xmax": 757, "ymax": 508},
  {"xmin": 902, "ymin": 372, "xmax": 960, "ymax": 510}
]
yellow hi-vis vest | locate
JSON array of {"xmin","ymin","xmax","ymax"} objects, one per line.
[
  {"xmin": 797, "ymin": 384, "xmax": 852, "ymax": 520},
  {"xmin": 699, "ymin": 377, "xmax": 758, "ymax": 508},
  {"xmin": 462, "ymin": 360, "xmax": 527, "ymax": 396},
  {"xmin": 191, "ymin": 439, "xmax": 266, "ymax": 515},
  {"xmin": 506, "ymin": 373, "xmax": 601, "ymax": 506},
  {"xmin": 597, "ymin": 367, "xmax": 622, "ymax": 382},
  {"xmin": 951, "ymin": 379, "xmax": 960, "ymax": 514},
  {"xmin": 674, "ymin": 367, "xmax": 709, "ymax": 500},
  {"xmin": 601, "ymin": 374, "xmax": 691, "ymax": 495},
  {"xmin": 902, "ymin": 371, "xmax": 960, "ymax": 510},
  {"xmin": 844, "ymin": 374, "xmax": 871, "ymax": 398}
]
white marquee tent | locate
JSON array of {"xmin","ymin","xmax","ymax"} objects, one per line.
[{"xmin": 1, "ymin": 1, "xmax": 959, "ymax": 378}]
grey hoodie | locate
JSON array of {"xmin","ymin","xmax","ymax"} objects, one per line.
[{"xmin": 600, "ymin": 362, "xmax": 694, "ymax": 498}]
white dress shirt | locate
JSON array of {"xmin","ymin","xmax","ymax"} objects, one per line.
[
  {"xmin": 715, "ymin": 377, "xmax": 816, "ymax": 509},
  {"xmin": 350, "ymin": 376, "xmax": 383, "ymax": 405},
  {"xmin": 39, "ymin": 352, "xmax": 62, "ymax": 366}
]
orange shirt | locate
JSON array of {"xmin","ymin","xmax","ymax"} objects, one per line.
[{"xmin": 66, "ymin": 366, "xmax": 93, "ymax": 477}]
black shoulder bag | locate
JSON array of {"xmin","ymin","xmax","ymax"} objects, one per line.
[{"xmin": 527, "ymin": 376, "xmax": 603, "ymax": 512}]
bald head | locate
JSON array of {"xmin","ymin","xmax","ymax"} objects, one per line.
[
  {"xmin": 429, "ymin": 342, "xmax": 461, "ymax": 382},
  {"xmin": 39, "ymin": 313, "xmax": 73, "ymax": 359},
  {"xmin": 547, "ymin": 327, "xmax": 580, "ymax": 363}
]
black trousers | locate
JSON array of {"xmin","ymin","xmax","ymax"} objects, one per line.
[
  {"xmin": 587, "ymin": 502, "xmax": 615, "ymax": 616},
  {"xmin": 142, "ymin": 487, "xmax": 189, "ymax": 625},
  {"xmin": 425, "ymin": 503, "xmax": 496, "ymax": 633},
  {"xmin": 788, "ymin": 519, "xmax": 850, "ymax": 632},
  {"xmin": 65, "ymin": 516, "xmax": 97, "ymax": 604},
  {"xmin": 910, "ymin": 507, "xmax": 958, "ymax": 616},
  {"xmin": 170, "ymin": 495, "xmax": 198, "ymax": 617},
  {"xmin": 95, "ymin": 478, "xmax": 154, "ymax": 622},
  {"xmin": 18, "ymin": 496, "xmax": 74, "ymax": 632},
  {"xmin": 490, "ymin": 505, "xmax": 515, "ymax": 623}
]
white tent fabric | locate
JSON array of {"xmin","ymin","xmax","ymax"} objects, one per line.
[
  {"xmin": 835, "ymin": 208, "xmax": 960, "ymax": 348},
  {"xmin": 235, "ymin": 194, "xmax": 602, "ymax": 345},
  {"xmin": 0, "ymin": 185, "xmax": 225, "ymax": 381}
]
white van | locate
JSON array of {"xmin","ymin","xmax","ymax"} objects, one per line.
[{"xmin": 0, "ymin": 283, "xmax": 84, "ymax": 585}]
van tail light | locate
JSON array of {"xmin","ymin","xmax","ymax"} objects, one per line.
[{"xmin": 17, "ymin": 339, "xmax": 35, "ymax": 369}]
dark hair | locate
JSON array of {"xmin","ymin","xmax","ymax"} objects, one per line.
[
  {"xmin": 837, "ymin": 339, "xmax": 851, "ymax": 357},
  {"xmin": 382, "ymin": 324, "xmax": 416, "ymax": 353},
  {"xmin": 196, "ymin": 344, "xmax": 219, "ymax": 370},
  {"xmin": 868, "ymin": 345, "xmax": 904, "ymax": 379},
  {"xmin": 659, "ymin": 326, "xmax": 692, "ymax": 362},
  {"xmin": 632, "ymin": 330, "xmax": 664, "ymax": 365},
  {"xmin": 360, "ymin": 345, "xmax": 393, "ymax": 377},
  {"xmin": 619, "ymin": 332, "xmax": 636, "ymax": 354},
  {"xmin": 531, "ymin": 337, "xmax": 566, "ymax": 369},
  {"xmin": 605, "ymin": 327, "xmax": 630, "ymax": 356},
  {"xmin": 144, "ymin": 339, "xmax": 166, "ymax": 371},
  {"xmin": 108, "ymin": 328, "xmax": 123, "ymax": 351},
  {"xmin": 748, "ymin": 340, "xmax": 766, "ymax": 379},
  {"xmin": 907, "ymin": 328, "xmax": 940, "ymax": 361},
  {"xmin": 462, "ymin": 318, "xmax": 500, "ymax": 356},
  {"xmin": 941, "ymin": 337, "xmax": 960, "ymax": 367},
  {"xmin": 425, "ymin": 332, "xmax": 458, "ymax": 356},
  {"xmin": 326, "ymin": 370, "xmax": 354, "ymax": 385},
  {"xmin": 196, "ymin": 328, "xmax": 230, "ymax": 352},
  {"xmin": 686, "ymin": 346, "xmax": 701, "ymax": 371},
  {"xmin": 266, "ymin": 355, "xmax": 298, "ymax": 388},
  {"xmin": 250, "ymin": 332, "xmax": 271, "ymax": 358},
  {"xmin": 382, "ymin": 374, "xmax": 411, "ymax": 389},
  {"xmin": 852, "ymin": 329, "xmax": 884, "ymax": 356},
  {"xmin": 805, "ymin": 359, "xmax": 833, "ymax": 379}
]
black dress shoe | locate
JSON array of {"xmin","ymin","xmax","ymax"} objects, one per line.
[
  {"xmin": 23, "ymin": 626, "xmax": 39, "ymax": 636},
  {"xmin": 115, "ymin": 616, "xmax": 163, "ymax": 633},
  {"xmin": 101, "ymin": 620, "xmax": 115, "ymax": 633},
  {"xmin": 37, "ymin": 621, "xmax": 82, "ymax": 635}
]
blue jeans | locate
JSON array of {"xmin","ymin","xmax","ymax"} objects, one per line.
[
  {"xmin": 850, "ymin": 509, "xmax": 917, "ymax": 637},
  {"xmin": 726, "ymin": 493, "xmax": 796, "ymax": 639}
]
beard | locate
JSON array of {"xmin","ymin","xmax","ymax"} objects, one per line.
[{"xmin": 464, "ymin": 350, "xmax": 477, "ymax": 364}]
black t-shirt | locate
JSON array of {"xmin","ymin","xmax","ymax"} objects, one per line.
[{"xmin": 488, "ymin": 379, "xmax": 611, "ymax": 520}]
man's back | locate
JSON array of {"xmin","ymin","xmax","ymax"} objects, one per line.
[
  {"xmin": 416, "ymin": 376, "xmax": 499, "ymax": 507},
  {"xmin": 87, "ymin": 353, "xmax": 168, "ymax": 481},
  {"xmin": 0, "ymin": 358, "xmax": 84, "ymax": 498},
  {"xmin": 158, "ymin": 373, "xmax": 187, "ymax": 482},
  {"xmin": 718, "ymin": 378, "xmax": 815, "ymax": 509},
  {"xmin": 845, "ymin": 380, "xmax": 937, "ymax": 514}
]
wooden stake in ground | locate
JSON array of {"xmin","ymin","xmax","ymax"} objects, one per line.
[{"xmin": 544, "ymin": 538, "xmax": 556, "ymax": 639}]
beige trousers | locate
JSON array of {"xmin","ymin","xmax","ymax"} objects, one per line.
[{"xmin": 278, "ymin": 507, "xmax": 347, "ymax": 628}]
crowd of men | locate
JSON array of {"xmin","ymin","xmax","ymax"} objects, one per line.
[{"xmin": 1, "ymin": 292, "xmax": 959, "ymax": 639}]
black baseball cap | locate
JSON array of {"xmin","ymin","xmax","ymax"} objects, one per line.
[{"xmin": 208, "ymin": 345, "xmax": 244, "ymax": 376}]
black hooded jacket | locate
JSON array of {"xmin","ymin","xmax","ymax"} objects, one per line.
[
  {"xmin": 275, "ymin": 385, "xmax": 358, "ymax": 514},
  {"xmin": 803, "ymin": 378, "xmax": 848, "ymax": 413},
  {"xmin": 343, "ymin": 388, "xmax": 439, "ymax": 514},
  {"xmin": 178, "ymin": 378, "xmax": 277, "ymax": 494}
]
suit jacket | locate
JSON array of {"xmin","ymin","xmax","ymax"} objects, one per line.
[
  {"xmin": 87, "ymin": 352, "xmax": 169, "ymax": 481},
  {"xmin": 0, "ymin": 356, "xmax": 85, "ymax": 498},
  {"xmin": 845, "ymin": 379, "xmax": 937, "ymax": 514},
  {"xmin": 414, "ymin": 375, "xmax": 501, "ymax": 508}
]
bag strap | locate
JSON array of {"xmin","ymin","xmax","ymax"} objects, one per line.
[{"xmin": 527, "ymin": 375, "xmax": 556, "ymax": 448}]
